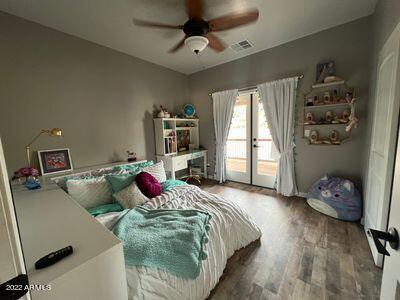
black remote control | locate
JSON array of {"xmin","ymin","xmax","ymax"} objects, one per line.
[{"xmin": 35, "ymin": 246, "xmax": 73, "ymax": 269}]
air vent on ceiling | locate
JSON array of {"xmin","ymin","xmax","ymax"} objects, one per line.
[{"xmin": 230, "ymin": 40, "xmax": 253, "ymax": 53}]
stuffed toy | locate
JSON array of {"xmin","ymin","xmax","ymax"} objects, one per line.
[{"xmin": 307, "ymin": 175, "xmax": 362, "ymax": 221}]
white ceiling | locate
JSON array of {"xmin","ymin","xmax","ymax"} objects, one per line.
[{"xmin": 0, "ymin": 0, "xmax": 377, "ymax": 74}]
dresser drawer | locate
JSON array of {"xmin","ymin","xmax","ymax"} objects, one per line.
[
  {"xmin": 173, "ymin": 157, "xmax": 187, "ymax": 171},
  {"xmin": 190, "ymin": 151, "xmax": 203, "ymax": 160}
]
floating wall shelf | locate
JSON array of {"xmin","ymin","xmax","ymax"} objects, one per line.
[{"xmin": 301, "ymin": 80, "xmax": 358, "ymax": 146}]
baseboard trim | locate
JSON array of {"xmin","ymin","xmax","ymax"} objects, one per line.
[{"xmin": 297, "ymin": 192, "xmax": 307, "ymax": 198}]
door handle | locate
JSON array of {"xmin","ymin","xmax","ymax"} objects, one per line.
[
  {"xmin": 253, "ymin": 144, "xmax": 260, "ymax": 148},
  {"xmin": 368, "ymin": 227, "xmax": 399, "ymax": 256}
]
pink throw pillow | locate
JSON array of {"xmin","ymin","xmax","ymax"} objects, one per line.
[{"xmin": 135, "ymin": 172, "xmax": 162, "ymax": 198}]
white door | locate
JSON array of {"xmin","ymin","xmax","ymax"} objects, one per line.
[
  {"xmin": 252, "ymin": 94, "xmax": 278, "ymax": 188},
  {"xmin": 226, "ymin": 93, "xmax": 251, "ymax": 184},
  {"xmin": 365, "ymin": 22, "xmax": 400, "ymax": 267},
  {"xmin": 381, "ymin": 124, "xmax": 400, "ymax": 300},
  {"xmin": 226, "ymin": 91, "xmax": 278, "ymax": 188},
  {"xmin": 0, "ymin": 138, "xmax": 30, "ymax": 299}
]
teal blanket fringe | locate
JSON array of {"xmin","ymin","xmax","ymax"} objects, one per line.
[{"xmin": 112, "ymin": 206, "xmax": 211, "ymax": 279}]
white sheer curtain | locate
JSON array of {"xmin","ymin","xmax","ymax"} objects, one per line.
[
  {"xmin": 212, "ymin": 89, "xmax": 238, "ymax": 183},
  {"xmin": 257, "ymin": 77, "xmax": 298, "ymax": 196}
]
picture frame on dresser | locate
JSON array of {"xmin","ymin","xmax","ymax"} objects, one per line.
[{"xmin": 38, "ymin": 148, "xmax": 73, "ymax": 176}]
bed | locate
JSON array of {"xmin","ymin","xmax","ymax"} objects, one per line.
[{"xmin": 55, "ymin": 162, "xmax": 261, "ymax": 300}]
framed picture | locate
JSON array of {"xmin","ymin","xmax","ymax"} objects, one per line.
[
  {"xmin": 37, "ymin": 148, "xmax": 73, "ymax": 176},
  {"xmin": 316, "ymin": 61, "xmax": 335, "ymax": 83}
]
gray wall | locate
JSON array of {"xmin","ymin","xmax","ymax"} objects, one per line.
[
  {"xmin": 0, "ymin": 12, "xmax": 188, "ymax": 175},
  {"xmin": 188, "ymin": 17, "xmax": 371, "ymax": 193},
  {"xmin": 0, "ymin": 10, "xmax": 383, "ymax": 194}
]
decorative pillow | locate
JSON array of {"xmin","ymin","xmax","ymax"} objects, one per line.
[
  {"xmin": 105, "ymin": 173, "xmax": 137, "ymax": 194},
  {"xmin": 135, "ymin": 172, "xmax": 162, "ymax": 198},
  {"xmin": 113, "ymin": 161, "xmax": 154, "ymax": 173},
  {"xmin": 114, "ymin": 182, "xmax": 149, "ymax": 209},
  {"xmin": 55, "ymin": 168, "xmax": 127, "ymax": 192},
  {"xmin": 143, "ymin": 161, "xmax": 167, "ymax": 183},
  {"xmin": 67, "ymin": 177, "xmax": 113, "ymax": 209}
]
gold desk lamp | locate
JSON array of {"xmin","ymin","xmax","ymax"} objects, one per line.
[{"xmin": 25, "ymin": 128, "xmax": 63, "ymax": 166}]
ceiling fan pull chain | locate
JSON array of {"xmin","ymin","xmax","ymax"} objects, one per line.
[{"xmin": 195, "ymin": 52, "xmax": 206, "ymax": 70}]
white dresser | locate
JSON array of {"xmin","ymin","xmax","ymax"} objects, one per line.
[{"xmin": 12, "ymin": 163, "xmax": 129, "ymax": 300}]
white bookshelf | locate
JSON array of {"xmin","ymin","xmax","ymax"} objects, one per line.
[{"xmin": 154, "ymin": 118, "xmax": 199, "ymax": 156}]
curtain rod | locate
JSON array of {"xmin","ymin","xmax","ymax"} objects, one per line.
[{"xmin": 208, "ymin": 74, "xmax": 304, "ymax": 96}]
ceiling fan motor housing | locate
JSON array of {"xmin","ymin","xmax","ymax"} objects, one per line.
[
  {"xmin": 183, "ymin": 19, "xmax": 210, "ymax": 37},
  {"xmin": 184, "ymin": 36, "xmax": 209, "ymax": 53}
]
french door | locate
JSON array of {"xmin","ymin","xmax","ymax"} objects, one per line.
[{"xmin": 226, "ymin": 91, "xmax": 278, "ymax": 188}]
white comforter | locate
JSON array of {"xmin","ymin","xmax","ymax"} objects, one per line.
[{"xmin": 96, "ymin": 185, "xmax": 261, "ymax": 300}]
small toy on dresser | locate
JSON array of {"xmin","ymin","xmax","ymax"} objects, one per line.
[
  {"xmin": 157, "ymin": 105, "xmax": 171, "ymax": 118},
  {"xmin": 307, "ymin": 175, "xmax": 361, "ymax": 221},
  {"xmin": 127, "ymin": 151, "xmax": 137, "ymax": 162}
]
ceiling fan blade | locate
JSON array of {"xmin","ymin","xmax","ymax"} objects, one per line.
[
  {"xmin": 133, "ymin": 19, "xmax": 183, "ymax": 30},
  {"xmin": 186, "ymin": 0, "xmax": 203, "ymax": 20},
  {"xmin": 208, "ymin": 8, "xmax": 259, "ymax": 32},
  {"xmin": 169, "ymin": 37, "xmax": 187, "ymax": 53},
  {"xmin": 205, "ymin": 33, "xmax": 226, "ymax": 52}
]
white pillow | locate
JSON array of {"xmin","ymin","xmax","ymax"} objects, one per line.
[
  {"xmin": 67, "ymin": 177, "xmax": 112, "ymax": 208},
  {"xmin": 113, "ymin": 182, "xmax": 148, "ymax": 209},
  {"xmin": 143, "ymin": 161, "xmax": 167, "ymax": 183}
]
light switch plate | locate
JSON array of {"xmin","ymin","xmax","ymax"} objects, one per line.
[{"xmin": 304, "ymin": 130, "xmax": 310, "ymax": 137}]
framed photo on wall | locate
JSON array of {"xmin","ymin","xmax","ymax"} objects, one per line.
[
  {"xmin": 37, "ymin": 148, "xmax": 73, "ymax": 176},
  {"xmin": 316, "ymin": 61, "xmax": 335, "ymax": 83}
]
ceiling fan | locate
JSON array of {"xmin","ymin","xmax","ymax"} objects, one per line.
[{"xmin": 133, "ymin": 0, "xmax": 259, "ymax": 54}]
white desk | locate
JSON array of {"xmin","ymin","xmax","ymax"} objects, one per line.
[
  {"xmin": 156, "ymin": 149, "xmax": 207, "ymax": 180},
  {"xmin": 12, "ymin": 163, "xmax": 130, "ymax": 300}
]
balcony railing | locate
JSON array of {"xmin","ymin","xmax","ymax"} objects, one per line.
[{"xmin": 226, "ymin": 138, "xmax": 277, "ymax": 161}]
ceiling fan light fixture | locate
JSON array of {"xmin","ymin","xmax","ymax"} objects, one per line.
[{"xmin": 185, "ymin": 36, "xmax": 209, "ymax": 54}]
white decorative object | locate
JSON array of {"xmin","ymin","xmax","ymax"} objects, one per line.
[
  {"xmin": 157, "ymin": 111, "xmax": 165, "ymax": 118},
  {"xmin": 258, "ymin": 77, "xmax": 299, "ymax": 196},
  {"xmin": 143, "ymin": 161, "xmax": 167, "ymax": 183},
  {"xmin": 212, "ymin": 89, "xmax": 239, "ymax": 183},
  {"xmin": 114, "ymin": 182, "xmax": 148, "ymax": 209},
  {"xmin": 67, "ymin": 177, "xmax": 112, "ymax": 208},
  {"xmin": 185, "ymin": 36, "xmax": 209, "ymax": 53}
]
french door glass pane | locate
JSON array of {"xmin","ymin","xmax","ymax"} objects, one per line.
[
  {"xmin": 257, "ymin": 98, "xmax": 278, "ymax": 176},
  {"xmin": 227, "ymin": 96, "xmax": 247, "ymax": 173}
]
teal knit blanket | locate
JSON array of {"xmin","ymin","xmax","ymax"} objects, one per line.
[{"xmin": 112, "ymin": 206, "xmax": 212, "ymax": 279}]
